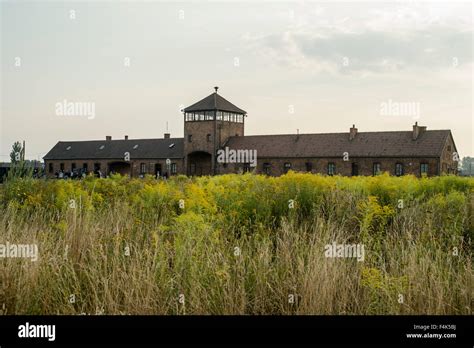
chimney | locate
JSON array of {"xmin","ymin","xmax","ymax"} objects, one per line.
[
  {"xmin": 164, "ymin": 133, "xmax": 170, "ymax": 139},
  {"xmin": 124, "ymin": 135, "xmax": 128, "ymax": 140},
  {"xmin": 412, "ymin": 122, "xmax": 427, "ymax": 140},
  {"xmin": 106, "ymin": 136, "xmax": 112, "ymax": 141},
  {"xmin": 349, "ymin": 124, "xmax": 358, "ymax": 140}
]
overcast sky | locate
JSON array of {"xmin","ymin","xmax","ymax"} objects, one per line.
[{"xmin": 1, "ymin": 1, "xmax": 472, "ymax": 160}]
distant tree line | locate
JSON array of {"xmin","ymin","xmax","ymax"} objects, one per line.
[{"xmin": 459, "ymin": 157, "xmax": 474, "ymax": 176}]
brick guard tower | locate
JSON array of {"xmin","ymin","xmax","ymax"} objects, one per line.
[{"xmin": 183, "ymin": 87, "xmax": 247, "ymax": 175}]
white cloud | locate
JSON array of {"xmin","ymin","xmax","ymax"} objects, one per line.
[{"xmin": 243, "ymin": 3, "xmax": 473, "ymax": 76}]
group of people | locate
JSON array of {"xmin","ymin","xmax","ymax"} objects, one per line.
[
  {"xmin": 54, "ymin": 168, "xmax": 97, "ymax": 179},
  {"xmin": 54, "ymin": 169, "xmax": 169, "ymax": 180}
]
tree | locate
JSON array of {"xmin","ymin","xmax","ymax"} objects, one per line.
[
  {"xmin": 10, "ymin": 141, "xmax": 23, "ymax": 164},
  {"xmin": 460, "ymin": 157, "xmax": 474, "ymax": 176}
]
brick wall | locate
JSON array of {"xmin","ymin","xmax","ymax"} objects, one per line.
[
  {"xmin": 221, "ymin": 157, "xmax": 440, "ymax": 177},
  {"xmin": 183, "ymin": 119, "xmax": 244, "ymax": 175},
  {"xmin": 44, "ymin": 158, "xmax": 184, "ymax": 178},
  {"xmin": 440, "ymin": 133, "xmax": 459, "ymax": 174}
]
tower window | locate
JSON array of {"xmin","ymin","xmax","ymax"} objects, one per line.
[
  {"xmin": 188, "ymin": 134, "xmax": 192, "ymax": 142},
  {"xmin": 207, "ymin": 134, "xmax": 211, "ymax": 142}
]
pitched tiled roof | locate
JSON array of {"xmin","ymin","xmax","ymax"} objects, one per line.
[
  {"xmin": 44, "ymin": 138, "xmax": 184, "ymax": 160},
  {"xmin": 225, "ymin": 130, "xmax": 451, "ymax": 158},
  {"xmin": 43, "ymin": 130, "xmax": 452, "ymax": 161},
  {"xmin": 184, "ymin": 92, "xmax": 246, "ymax": 114}
]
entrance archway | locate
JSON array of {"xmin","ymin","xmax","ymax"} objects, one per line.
[
  {"xmin": 108, "ymin": 161, "xmax": 131, "ymax": 176},
  {"xmin": 187, "ymin": 151, "xmax": 212, "ymax": 176}
]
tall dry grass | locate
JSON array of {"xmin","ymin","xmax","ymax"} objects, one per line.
[{"xmin": 0, "ymin": 173, "xmax": 472, "ymax": 314}]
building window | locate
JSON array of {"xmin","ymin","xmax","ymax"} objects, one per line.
[
  {"xmin": 171, "ymin": 163, "xmax": 177, "ymax": 174},
  {"xmin": 263, "ymin": 163, "xmax": 271, "ymax": 175},
  {"xmin": 48, "ymin": 163, "xmax": 53, "ymax": 173},
  {"xmin": 140, "ymin": 163, "xmax": 146, "ymax": 174},
  {"xmin": 206, "ymin": 134, "xmax": 211, "ymax": 142},
  {"xmin": 420, "ymin": 163, "xmax": 429, "ymax": 176},
  {"xmin": 395, "ymin": 163, "xmax": 404, "ymax": 176},
  {"xmin": 447, "ymin": 145, "xmax": 451, "ymax": 152},
  {"xmin": 94, "ymin": 163, "xmax": 101, "ymax": 174},
  {"xmin": 83, "ymin": 163, "xmax": 88, "ymax": 171},
  {"xmin": 328, "ymin": 163, "xmax": 335, "ymax": 175},
  {"xmin": 351, "ymin": 163, "xmax": 359, "ymax": 176},
  {"xmin": 60, "ymin": 163, "xmax": 65, "ymax": 171},
  {"xmin": 243, "ymin": 163, "xmax": 251, "ymax": 173},
  {"xmin": 71, "ymin": 163, "xmax": 76, "ymax": 171},
  {"xmin": 373, "ymin": 163, "xmax": 381, "ymax": 176},
  {"xmin": 284, "ymin": 162, "xmax": 291, "ymax": 173},
  {"xmin": 205, "ymin": 111, "xmax": 214, "ymax": 121},
  {"xmin": 305, "ymin": 162, "xmax": 312, "ymax": 172},
  {"xmin": 188, "ymin": 134, "xmax": 192, "ymax": 142}
]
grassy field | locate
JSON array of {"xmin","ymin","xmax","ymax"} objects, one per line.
[{"xmin": 0, "ymin": 172, "xmax": 472, "ymax": 315}]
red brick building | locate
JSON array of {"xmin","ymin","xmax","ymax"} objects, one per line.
[{"xmin": 44, "ymin": 88, "xmax": 459, "ymax": 178}]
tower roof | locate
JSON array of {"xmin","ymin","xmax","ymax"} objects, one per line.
[{"xmin": 184, "ymin": 88, "xmax": 246, "ymax": 114}]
